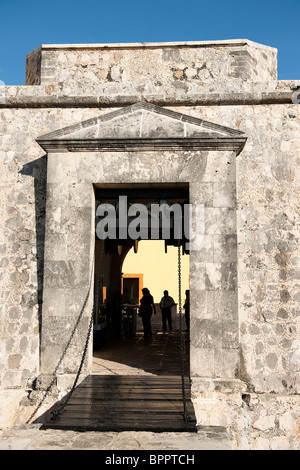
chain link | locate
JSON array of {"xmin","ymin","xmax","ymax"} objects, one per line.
[
  {"xmin": 51, "ymin": 244, "xmax": 104, "ymax": 420},
  {"xmin": 178, "ymin": 245, "xmax": 189, "ymax": 422},
  {"xmin": 26, "ymin": 244, "xmax": 103, "ymax": 424},
  {"xmin": 50, "ymin": 308, "xmax": 94, "ymax": 419}
]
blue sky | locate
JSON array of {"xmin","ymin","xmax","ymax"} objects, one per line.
[{"xmin": 0, "ymin": 0, "xmax": 299, "ymax": 85}]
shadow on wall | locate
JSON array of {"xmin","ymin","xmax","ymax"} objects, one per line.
[{"xmin": 19, "ymin": 155, "xmax": 48, "ymax": 346}]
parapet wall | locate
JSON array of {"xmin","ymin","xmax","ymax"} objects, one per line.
[{"xmin": 25, "ymin": 40, "xmax": 278, "ymax": 96}]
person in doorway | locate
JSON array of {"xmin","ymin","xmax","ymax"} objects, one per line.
[
  {"xmin": 139, "ymin": 287, "xmax": 156, "ymax": 339},
  {"xmin": 159, "ymin": 290, "xmax": 175, "ymax": 332},
  {"xmin": 183, "ymin": 289, "xmax": 190, "ymax": 332}
]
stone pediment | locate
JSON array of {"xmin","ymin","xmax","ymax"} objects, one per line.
[{"xmin": 36, "ymin": 102, "xmax": 247, "ymax": 153}]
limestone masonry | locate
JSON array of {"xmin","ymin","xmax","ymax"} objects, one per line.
[{"xmin": 0, "ymin": 40, "xmax": 299, "ymax": 450}]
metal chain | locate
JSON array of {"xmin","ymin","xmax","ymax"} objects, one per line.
[
  {"xmin": 26, "ymin": 244, "xmax": 103, "ymax": 424},
  {"xmin": 50, "ymin": 307, "xmax": 94, "ymax": 419},
  {"xmin": 51, "ymin": 243, "xmax": 104, "ymax": 420},
  {"xmin": 26, "ymin": 273, "xmax": 93, "ymax": 424},
  {"xmin": 178, "ymin": 245, "xmax": 189, "ymax": 422},
  {"xmin": 28, "ymin": 243, "xmax": 186, "ymax": 425}
]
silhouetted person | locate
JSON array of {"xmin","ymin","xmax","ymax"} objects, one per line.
[
  {"xmin": 159, "ymin": 290, "xmax": 175, "ymax": 331},
  {"xmin": 139, "ymin": 287, "xmax": 156, "ymax": 339},
  {"xmin": 183, "ymin": 290, "xmax": 190, "ymax": 332}
]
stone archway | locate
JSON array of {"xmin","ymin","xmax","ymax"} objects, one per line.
[{"xmin": 37, "ymin": 102, "xmax": 247, "ymax": 393}]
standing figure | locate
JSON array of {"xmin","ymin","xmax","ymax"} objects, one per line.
[
  {"xmin": 139, "ymin": 288, "xmax": 156, "ymax": 339},
  {"xmin": 183, "ymin": 289, "xmax": 190, "ymax": 332},
  {"xmin": 160, "ymin": 290, "xmax": 175, "ymax": 332}
]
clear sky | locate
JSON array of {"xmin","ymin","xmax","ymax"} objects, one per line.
[{"xmin": 0, "ymin": 0, "xmax": 299, "ymax": 85}]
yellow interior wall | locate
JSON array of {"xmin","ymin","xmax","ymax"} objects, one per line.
[{"xmin": 122, "ymin": 240, "xmax": 189, "ymax": 305}]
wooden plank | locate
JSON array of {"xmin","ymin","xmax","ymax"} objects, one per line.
[
  {"xmin": 45, "ymin": 423, "xmax": 197, "ymax": 433},
  {"xmin": 44, "ymin": 373, "xmax": 197, "ymax": 433},
  {"xmin": 51, "ymin": 411, "xmax": 195, "ymax": 420},
  {"xmin": 73, "ymin": 385, "xmax": 185, "ymax": 391},
  {"xmin": 59, "ymin": 410, "xmax": 194, "ymax": 418},
  {"xmin": 76, "ymin": 385, "xmax": 187, "ymax": 391},
  {"xmin": 72, "ymin": 383, "xmax": 188, "ymax": 391},
  {"xmin": 70, "ymin": 389, "xmax": 186, "ymax": 396},
  {"xmin": 56, "ymin": 402, "xmax": 193, "ymax": 412},
  {"xmin": 70, "ymin": 391, "xmax": 185, "ymax": 397},
  {"xmin": 78, "ymin": 380, "xmax": 187, "ymax": 388},
  {"xmin": 62, "ymin": 406, "xmax": 195, "ymax": 416},
  {"xmin": 64, "ymin": 403, "xmax": 193, "ymax": 411},
  {"xmin": 81, "ymin": 375, "xmax": 187, "ymax": 381},
  {"xmin": 46, "ymin": 415, "xmax": 196, "ymax": 432},
  {"xmin": 71, "ymin": 388, "xmax": 185, "ymax": 394}
]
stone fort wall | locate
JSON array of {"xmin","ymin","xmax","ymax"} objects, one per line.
[{"xmin": 0, "ymin": 40, "xmax": 299, "ymax": 449}]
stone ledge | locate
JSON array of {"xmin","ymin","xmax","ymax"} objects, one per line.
[
  {"xmin": 0, "ymin": 424, "xmax": 232, "ymax": 450},
  {"xmin": 196, "ymin": 425, "xmax": 229, "ymax": 440},
  {"xmin": 37, "ymin": 39, "xmax": 276, "ymax": 51},
  {"xmin": 0, "ymin": 89, "xmax": 296, "ymax": 108},
  {"xmin": 37, "ymin": 136, "xmax": 246, "ymax": 153}
]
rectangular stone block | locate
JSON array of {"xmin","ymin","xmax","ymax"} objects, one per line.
[
  {"xmin": 214, "ymin": 348, "xmax": 240, "ymax": 378},
  {"xmin": 205, "ymin": 208, "xmax": 237, "ymax": 235},
  {"xmin": 213, "ymin": 182, "xmax": 236, "ymax": 208},
  {"xmin": 44, "ymin": 232, "xmax": 68, "ymax": 260},
  {"xmin": 41, "ymin": 316, "xmax": 92, "ymax": 373},
  {"xmin": 202, "ymin": 151, "xmax": 236, "ymax": 183},
  {"xmin": 192, "ymin": 291, "xmax": 238, "ymax": 320},
  {"xmin": 190, "ymin": 346, "xmax": 214, "ymax": 377},
  {"xmin": 42, "ymin": 287, "xmax": 93, "ymax": 317},
  {"xmin": 43, "ymin": 259, "xmax": 90, "ymax": 289},
  {"xmin": 222, "ymin": 319, "xmax": 239, "ymax": 348},
  {"xmin": 213, "ymin": 234, "xmax": 237, "ymax": 263},
  {"xmin": 191, "ymin": 319, "xmax": 223, "ymax": 349}
]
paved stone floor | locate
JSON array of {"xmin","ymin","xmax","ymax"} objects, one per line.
[
  {"xmin": 0, "ymin": 312, "xmax": 231, "ymax": 450},
  {"xmin": 92, "ymin": 312, "xmax": 189, "ymax": 376},
  {"xmin": 0, "ymin": 424, "xmax": 230, "ymax": 450}
]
